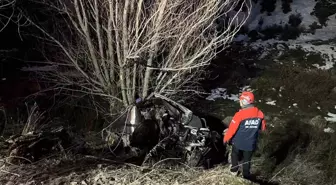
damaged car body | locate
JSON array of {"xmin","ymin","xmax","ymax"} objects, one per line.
[{"xmin": 126, "ymin": 93, "xmax": 228, "ymax": 168}]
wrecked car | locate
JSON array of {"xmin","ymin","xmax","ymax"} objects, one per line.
[{"xmin": 127, "ymin": 93, "xmax": 228, "ymax": 168}]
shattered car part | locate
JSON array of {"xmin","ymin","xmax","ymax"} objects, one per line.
[
  {"xmin": 153, "ymin": 93, "xmax": 193, "ymax": 125},
  {"xmin": 133, "ymin": 94, "xmax": 227, "ymax": 168}
]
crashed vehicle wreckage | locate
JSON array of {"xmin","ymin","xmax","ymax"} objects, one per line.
[
  {"xmin": 2, "ymin": 94, "xmax": 228, "ymax": 168},
  {"xmin": 124, "ymin": 93, "xmax": 228, "ymax": 168}
]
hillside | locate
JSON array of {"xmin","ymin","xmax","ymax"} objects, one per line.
[
  {"xmin": 1, "ymin": 0, "xmax": 336, "ymax": 185},
  {"xmin": 195, "ymin": 0, "xmax": 336, "ymax": 184}
]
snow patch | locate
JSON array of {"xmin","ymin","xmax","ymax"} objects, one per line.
[
  {"xmin": 234, "ymin": 1, "xmax": 336, "ymax": 68},
  {"xmin": 266, "ymin": 100, "xmax": 276, "ymax": 106},
  {"xmin": 205, "ymin": 86, "xmax": 253, "ymax": 101},
  {"xmin": 298, "ymin": 14, "xmax": 336, "ymax": 42},
  {"xmin": 233, "ymin": 34, "xmax": 249, "ymax": 42},
  {"xmin": 324, "ymin": 112, "xmax": 336, "ymax": 122},
  {"xmin": 245, "ymin": 12, "xmax": 336, "ymax": 43},
  {"xmin": 206, "ymin": 88, "xmax": 239, "ymax": 101},
  {"xmin": 247, "ymin": 0, "xmax": 318, "ymax": 30},
  {"xmin": 249, "ymin": 40, "xmax": 336, "ymax": 70},
  {"xmin": 324, "ymin": 127, "xmax": 335, "ymax": 133},
  {"xmin": 288, "ymin": 44, "xmax": 336, "ymax": 69}
]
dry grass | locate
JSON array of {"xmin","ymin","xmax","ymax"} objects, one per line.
[
  {"xmin": 83, "ymin": 165, "xmax": 253, "ymax": 185},
  {"xmin": 276, "ymin": 156, "xmax": 324, "ymax": 185},
  {"xmin": 0, "ymin": 155, "xmax": 254, "ymax": 185},
  {"xmin": 253, "ymin": 117, "xmax": 336, "ymax": 185}
]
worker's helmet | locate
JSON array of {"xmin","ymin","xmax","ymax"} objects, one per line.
[{"xmin": 239, "ymin": 91, "xmax": 254, "ymax": 105}]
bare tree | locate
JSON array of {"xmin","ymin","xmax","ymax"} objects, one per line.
[
  {"xmin": 0, "ymin": 0, "xmax": 16, "ymax": 32},
  {"xmin": 27, "ymin": 0, "xmax": 251, "ymax": 114}
]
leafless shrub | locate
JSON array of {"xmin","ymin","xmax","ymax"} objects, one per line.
[
  {"xmin": 0, "ymin": 106, "xmax": 6, "ymax": 136},
  {"xmin": 21, "ymin": 102, "xmax": 45, "ymax": 135},
  {"xmin": 26, "ymin": 0, "xmax": 251, "ymax": 115},
  {"xmin": 0, "ymin": 0, "xmax": 16, "ymax": 32}
]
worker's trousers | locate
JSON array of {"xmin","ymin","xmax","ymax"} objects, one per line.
[{"xmin": 230, "ymin": 145, "xmax": 254, "ymax": 179}]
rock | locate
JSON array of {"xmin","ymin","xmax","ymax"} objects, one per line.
[
  {"xmin": 309, "ymin": 115, "xmax": 327, "ymax": 128},
  {"xmin": 222, "ymin": 116, "xmax": 233, "ymax": 127}
]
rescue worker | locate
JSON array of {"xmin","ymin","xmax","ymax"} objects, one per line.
[{"xmin": 223, "ymin": 91, "xmax": 266, "ymax": 179}]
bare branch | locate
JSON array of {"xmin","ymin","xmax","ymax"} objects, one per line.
[
  {"xmin": 0, "ymin": 0, "xmax": 16, "ymax": 32},
  {"xmin": 28, "ymin": 0, "xmax": 251, "ymax": 115}
]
